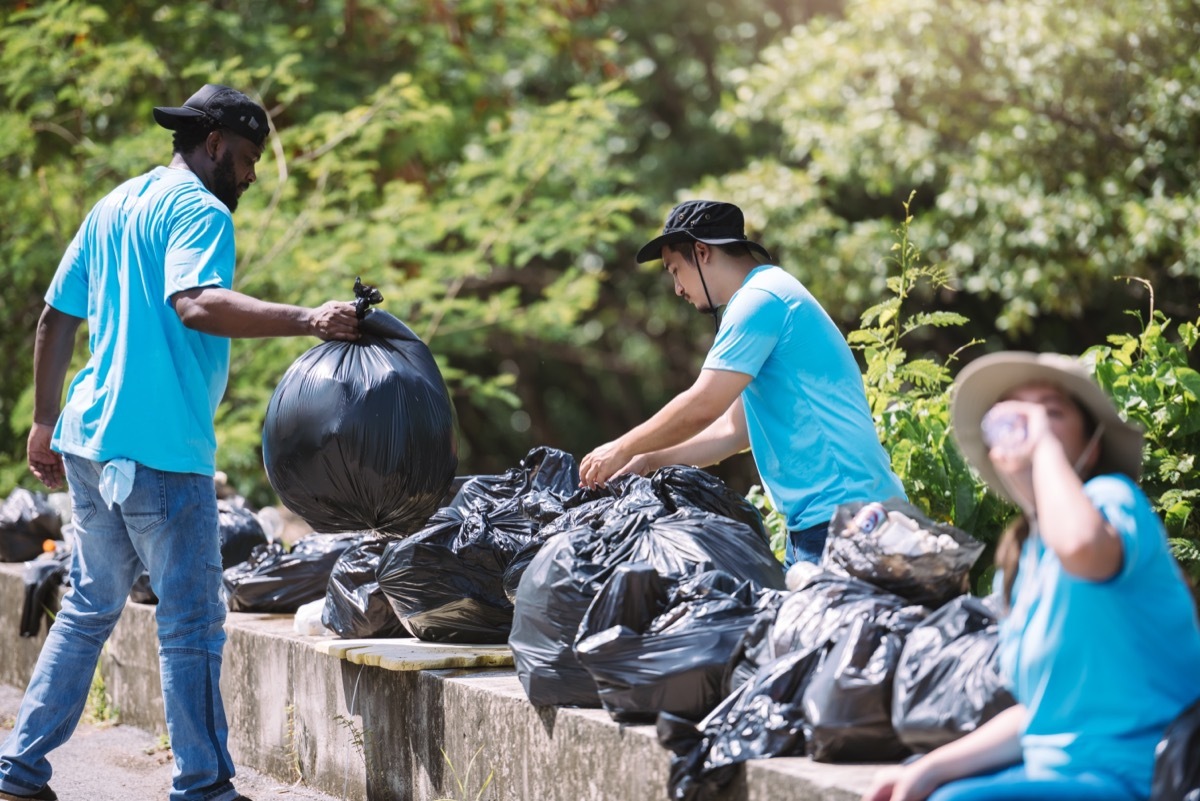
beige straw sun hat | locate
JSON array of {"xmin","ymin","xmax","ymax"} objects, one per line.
[{"xmin": 950, "ymin": 352, "xmax": 1145, "ymax": 502}]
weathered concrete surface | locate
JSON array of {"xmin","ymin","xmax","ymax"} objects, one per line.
[{"xmin": 0, "ymin": 562, "xmax": 883, "ymax": 801}]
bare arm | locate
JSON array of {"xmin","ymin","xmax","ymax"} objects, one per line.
[
  {"xmin": 989, "ymin": 400, "xmax": 1123, "ymax": 581},
  {"xmin": 862, "ymin": 704, "xmax": 1026, "ymax": 801},
  {"xmin": 171, "ymin": 287, "xmax": 360, "ymax": 341},
  {"xmin": 637, "ymin": 396, "xmax": 751, "ymax": 473},
  {"xmin": 579, "ymin": 368, "xmax": 751, "ymax": 488},
  {"xmin": 28, "ymin": 305, "xmax": 84, "ymax": 488}
]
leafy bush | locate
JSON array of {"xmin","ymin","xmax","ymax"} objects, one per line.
[{"xmin": 752, "ymin": 199, "xmax": 1200, "ymax": 590}]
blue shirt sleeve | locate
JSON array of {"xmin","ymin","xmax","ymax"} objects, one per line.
[
  {"xmin": 163, "ymin": 197, "xmax": 236, "ymax": 303},
  {"xmin": 45, "ymin": 227, "xmax": 90, "ymax": 318},
  {"xmin": 1083, "ymin": 473, "xmax": 1163, "ymax": 583},
  {"xmin": 703, "ymin": 287, "xmax": 787, "ymax": 378}
]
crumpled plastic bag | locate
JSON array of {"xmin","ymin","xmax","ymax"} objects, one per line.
[
  {"xmin": 823, "ymin": 498, "xmax": 983, "ymax": 608},
  {"xmin": 575, "ymin": 566, "xmax": 779, "ymax": 723},
  {"xmin": 891, "ymin": 594, "xmax": 1015, "ymax": 752}
]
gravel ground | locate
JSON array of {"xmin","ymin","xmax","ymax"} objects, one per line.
[{"xmin": 0, "ymin": 684, "xmax": 345, "ymax": 801}]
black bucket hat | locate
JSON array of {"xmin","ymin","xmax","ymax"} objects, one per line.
[
  {"xmin": 636, "ymin": 200, "xmax": 771, "ymax": 264},
  {"xmin": 154, "ymin": 84, "xmax": 270, "ymax": 148}
]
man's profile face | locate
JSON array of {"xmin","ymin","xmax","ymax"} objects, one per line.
[
  {"xmin": 206, "ymin": 130, "xmax": 263, "ymax": 214},
  {"xmin": 661, "ymin": 243, "xmax": 713, "ymax": 312}
]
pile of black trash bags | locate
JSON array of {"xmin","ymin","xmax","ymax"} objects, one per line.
[{"xmin": 653, "ymin": 499, "xmax": 1016, "ymax": 801}]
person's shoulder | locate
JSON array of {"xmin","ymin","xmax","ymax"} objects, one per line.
[
  {"xmin": 151, "ymin": 170, "xmax": 231, "ymax": 220},
  {"xmin": 1084, "ymin": 472, "xmax": 1144, "ymax": 503}
]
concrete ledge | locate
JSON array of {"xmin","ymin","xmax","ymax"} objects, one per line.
[{"xmin": 0, "ymin": 562, "xmax": 880, "ymax": 800}]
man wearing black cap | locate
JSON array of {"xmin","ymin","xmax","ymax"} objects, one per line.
[
  {"xmin": 579, "ymin": 200, "xmax": 905, "ymax": 567},
  {"xmin": 1, "ymin": 85, "xmax": 359, "ymax": 801}
]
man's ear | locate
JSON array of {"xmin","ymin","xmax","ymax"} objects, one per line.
[
  {"xmin": 205, "ymin": 129, "xmax": 223, "ymax": 160},
  {"xmin": 694, "ymin": 241, "xmax": 710, "ymax": 265}
]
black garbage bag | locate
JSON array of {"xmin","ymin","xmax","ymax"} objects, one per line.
[
  {"xmin": 218, "ymin": 497, "xmax": 268, "ymax": 569},
  {"xmin": 801, "ymin": 606, "xmax": 925, "ymax": 762},
  {"xmin": 1152, "ymin": 697, "xmax": 1200, "ymax": 801},
  {"xmin": 891, "ymin": 594, "xmax": 1016, "ymax": 753},
  {"xmin": 510, "ymin": 504, "xmax": 785, "ymax": 708},
  {"xmin": 575, "ymin": 566, "xmax": 778, "ymax": 723},
  {"xmin": 658, "ymin": 648, "xmax": 822, "ymax": 801},
  {"xmin": 824, "ymin": 499, "xmax": 983, "ymax": 608},
  {"xmin": 224, "ymin": 532, "xmax": 362, "ymax": 613},
  {"xmin": 1, "ymin": 489, "xmax": 62, "ymax": 563},
  {"xmin": 659, "ymin": 574, "xmax": 922, "ymax": 797},
  {"xmin": 322, "ymin": 537, "xmax": 406, "ymax": 639},
  {"xmin": 19, "ymin": 548, "xmax": 70, "ymax": 637},
  {"xmin": 129, "ymin": 571, "xmax": 158, "ymax": 604},
  {"xmin": 377, "ymin": 504, "xmax": 542, "ymax": 643},
  {"xmin": 449, "ymin": 446, "xmax": 580, "ymax": 514},
  {"xmin": 650, "ymin": 466, "xmax": 768, "ymax": 543},
  {"xmin": 262, "ymin": 303, "xmax": 458, "ymax": 537},
  {"xmin": 727, "ymin": 571, "xmax": 915, "ymax": 692}
]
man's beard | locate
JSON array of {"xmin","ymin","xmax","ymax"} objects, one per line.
[{"xmin": 210, "ymin": 150, "xmax": 240, "ymax": 213}]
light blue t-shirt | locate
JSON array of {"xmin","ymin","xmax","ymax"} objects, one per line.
[
  {"xmin": 702, "ymin": 265, "xmax": 905, "ymax": 531},
  {"xmin": 999, "ymin": 473, "xmax": 1200, "ymax": 798},
  {"xmin": 45, "ymin": 166, "xmax": 237, "ymax": 476}
]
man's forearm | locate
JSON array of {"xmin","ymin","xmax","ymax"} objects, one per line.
[
  {"xmin": 616, "ymin": 388, "xmax": 726, "ymax": 458},
  {"xmin": 32, "ymin": 306, "xmax": 83, "ymax": 425},
  {"xmin": 172, "ymin": 287, "xmax": 314, "ymax": 338},
  {"xmin": 646, "ymin": 413, "xmax": 749, "ymax": 470}
]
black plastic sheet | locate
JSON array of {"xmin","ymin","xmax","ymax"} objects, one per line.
[
  {"xmin": 262, "ymin": 308, "xmax": 458, "ymax": 537},
  {"xmin": 0, "ymin": 489, "xmax": 61, "ymax": 563},
  {"xmin": 1152, "ymin": 697, "xmax": 1200, "ymax": 801},
  {"xmin": 891, "ymin": 594, "xmax": 1016, "ymax": 753},
  {"xmin": 575, "ymin": 566, "xmax": 775, "ymax": 723},
  {"xmin": 321, "ymin": 537, "xmax": 406, "ymax": 639},
  {"xmin": 129, "ymin": 571, "xmax": 158, "ymax": 604},
  {"xmin": 510, "ymin": 501, "xmax": 785, "ymax": 708},
  {"xmin": 824, "ymin": 499, "xmax": 983, "ymax": 608},
  {"xmin": 223, "ymin": 532, "xmax": 361, "ymax": 613}
]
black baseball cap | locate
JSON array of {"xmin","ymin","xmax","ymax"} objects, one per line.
[
  {"xmin": 636, "ymin": 199, "xmax": 771, "ymax": 264},
  {"xmin": 153, "ymin": 84, "xmax": 270, "ymax": 148}
]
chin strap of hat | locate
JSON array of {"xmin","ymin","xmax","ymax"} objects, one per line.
[{"xmin": 694, "ymin": 261, "xmax": 721, "ymax": 333}]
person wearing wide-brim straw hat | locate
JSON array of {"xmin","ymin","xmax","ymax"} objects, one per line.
[{"xmin": 862, "ymin": 351, "xmax": 1200, "ymax": 801}]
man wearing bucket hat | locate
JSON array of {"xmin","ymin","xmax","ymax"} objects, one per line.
[
  {"xmin": 863, "ymin": 352, "xmax": 1200, "ymax": 801},
  {"xmin": 579, "ymin": 200, "xmax": 905, "ymax": 568},
  {"xmin": 2, "ymin": 85, "xmax": 359, "ymax": 801}
]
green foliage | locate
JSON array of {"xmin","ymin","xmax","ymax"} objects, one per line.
[
  {"xmin": 850, "ymin": 196, "xmax": 1011, "ymax": 548},
  {"xmin": 432, "ymin": 745, "xmax": 494, "ymax": 801},
  {"xmin": 1087, "ymin": 281, "xmax": 1200, "ymax": 580},
  {"xmin": 709, "ymin": 0, "xmax": 1200, "ymax": 337},
  {"xmin": 747, "ymin": 483, "xmax": 788, "ymax": 561}
]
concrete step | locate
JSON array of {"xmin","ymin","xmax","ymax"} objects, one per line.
[{"xmin": 0, "ymin": 562, "xmax": 878, "ymax": 800}]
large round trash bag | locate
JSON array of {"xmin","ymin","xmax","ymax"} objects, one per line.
[{"xmin": 262, "ymin": 309, "xmax": 458, "ymax": 536}]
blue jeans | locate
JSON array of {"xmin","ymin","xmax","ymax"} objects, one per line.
[
  {"xmin": 0, "ymin": 455, "xmax": 239, "ymax": 801},
  {"xmin": 928, "ymin": 764, "xmax": 1139, "ymax": 801},
  {"xmin": 784, "ymin": 521, "xmax": 829, "ymax": 569}
]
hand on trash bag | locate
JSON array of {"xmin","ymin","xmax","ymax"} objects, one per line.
[
  {"xmin": 27, "ymin": 423, "xmax": 64, "ymax": 489},
  {"xmin": 307, "ymin": 301, "xmax": 360, "ymax": 341},
  {"xmin": 861, "ymin": 762, "xmax": 938, "ymax": 801},
  {"xmin": 579, "ymin": 439, "xmax": 634, "ymax": 489}
]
